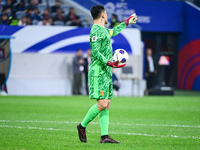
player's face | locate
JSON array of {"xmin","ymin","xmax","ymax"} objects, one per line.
[
  {"xmin": 102, "ymin": 10, "xmax": 108, "ymax": 24},
  {"xmin": 105, "ymin": 11, "xmax": 108, "ymax": 24}
]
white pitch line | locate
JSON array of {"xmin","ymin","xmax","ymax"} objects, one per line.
[
  {"xmin": 0, "ymin": 125, "xmax": 200, "ymax": 140},
  {"xmin": 0, "ymin": 120, "xmax": 200, "ymax": 128}
]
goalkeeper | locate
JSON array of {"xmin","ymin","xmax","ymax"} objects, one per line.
[{"xmin": 77, "ymin": 5, "xmax": 137, "ymax": 143}]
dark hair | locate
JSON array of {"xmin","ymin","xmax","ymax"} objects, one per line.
[
  {"xmin": 76, "ymin": 48, "xmax": 82, "ymax": 52},
  {"xmin": 112, "ymin": 14, "xmax": 117, "ymax": 19},
  {"xmin": 90, "ymin": 5, "xmax": 105, "ymax": 20}
]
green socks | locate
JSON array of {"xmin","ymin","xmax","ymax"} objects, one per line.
[
  {"xmin": 80, "ymin": 104, "xmax": 109, "ymax": 136},
  {"xmin": 99, "ymin": 109, "xmax": 109, "ymax": 136},
  {"xmin": 81, "ymin": 104, "xmax": 100, "ymax": 128}
]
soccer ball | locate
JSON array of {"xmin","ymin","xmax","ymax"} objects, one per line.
[{"xmin": 112, "ymin": 49, "xmax": 129, "ymax": 64}]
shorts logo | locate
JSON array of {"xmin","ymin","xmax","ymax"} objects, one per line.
[
  {"xmin": 100, "ymin": 91, "xmax": 104, "ymax": 96},
  {"xmin": 92, "ymin": 36, "xmax": 97, "ymax": 42}
]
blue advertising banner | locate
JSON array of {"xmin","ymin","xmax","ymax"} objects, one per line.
[
  {"xmin": 0, "ymin": 26, "xmax": 142, "ymax": 55},
  {"xmin": 76, "ymin": 0, "xmax": 184, "ymax": 32}
]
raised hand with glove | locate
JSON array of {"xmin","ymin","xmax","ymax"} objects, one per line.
[{"xmin": 123, "ymin": 13, "xmax": 137, "ymax": 26}]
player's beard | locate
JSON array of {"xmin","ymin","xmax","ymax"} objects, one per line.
[{"xmin": 105, "ymin": 19, "xmax": 108, "ymax": 24}]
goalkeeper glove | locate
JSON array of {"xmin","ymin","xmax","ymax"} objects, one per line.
[
  {"xmin": 123, "ymin": 13, "xmax": 137, "ymax": 26},
  {"xmin": 107, "ymin": 61, "xmax": 126, "ymax": 68}
]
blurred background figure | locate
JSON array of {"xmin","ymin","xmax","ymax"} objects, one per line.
[
  {"xmin": 83, "ymin": 49, "xmax": 91, "ymax": 95},
  {"xmin": 27, "ymin": 0, "xmax": 37, "ymax": 11},
  {"xmin": 15, "ymin": 0, "xmax": 26, "ymax": 12},
  {"xmin": 51, "ymin": 0, "xmax": 61, "ymax": 13},
  {"xmin": 112, "ymin": 69, "xmax": 120, "ymax": 96},
  {"xmin": 8, "ymin": 11, "xmax": 19, "ymax": 25},
  {"xmin": 26, "ymin": 16, "xmax": 31, "ymax": 25},
  {"xmin": 38, "ymin": 18, "xmax": 50, "ymax": 26},
  {"xmin": 145, "ymin": 48, "xmax": 157, "ymax": 90},
  {"xmin": 2, "ymin": 7, "xmax": 11, "ymax": 17},
  {"xmin": 72, "ymin": 49, "xmax": 84, "ymax": 95},
  {"xmin": 31, "ymin": 8, "xmax": 41, "ymax": 22},
  {"xmin": 53, "ymin": 8, "xmax": 64, "ymax": 22},
  {"xmin": 28, "ymin": 0, "xmax": 41, "ymax": 5},
  {"xmin": 0, "ymin": 14, "xmax": 9, "ymax": 25},
  {"xmin": 48, "ymin": 17, "xmax": 53, "ymax": 25},
  {"xmin": 26, "ymin": 9, "xmax": 33, "ymax": 20},
  {"xmin": 65, "ymin": 7, "xmax": 78, "ymax": 25},
  {"xmin": 70, "ymin": 16, "xmax": 83, "ymax": 27},
  {"xmin": 18, "ymin": 16, "xmax": 26, "ymax": 26},
  {"xmin": 42, "ymin": 9, "xmax": 50, "ymax": 20},
  {"xmin": 3, "ymin": 0, "xmax": 13, "ymax": 10},
  {"xmin": 110, "ymin": 14, "xmax": 120, "ymax": 28}
]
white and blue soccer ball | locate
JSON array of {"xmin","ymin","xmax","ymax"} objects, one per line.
[{"xmin": 112, "ymin": 49, "xmax": 129, "ymax": 64}]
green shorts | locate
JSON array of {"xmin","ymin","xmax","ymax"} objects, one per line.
[{"xmin": 89, "ymin": 75, "xmax": 113, "ymax": 100}]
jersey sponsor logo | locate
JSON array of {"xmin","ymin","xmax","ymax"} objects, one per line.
[
  {"xmin": 100, "ymin": 91, "xmax": 104, "ymax": 96},
  {"xmin": 92, "ymin": 36, "xmax": 97, "ymax": 42}
]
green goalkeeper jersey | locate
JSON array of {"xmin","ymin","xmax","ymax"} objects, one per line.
[{"xmin": 89, "ymin": 22, "xmax": 126, "ymax": 78}]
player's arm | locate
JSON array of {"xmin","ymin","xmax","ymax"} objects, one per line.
[
  {"xmin": 91, "ymin": 34, "xmax": 125, "ymax": 68},
  {"xmin": 109, "ymin": 13, "xmax": 137, "ymax": 37}
]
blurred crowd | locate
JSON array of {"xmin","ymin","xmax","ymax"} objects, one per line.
[
  {"xmin": 0, "ymin": 0, "xmax": 84, "ymax": 26},
  {"xmin": 1, "ymin": 0, "xmax": 200, "ymax": 26}
]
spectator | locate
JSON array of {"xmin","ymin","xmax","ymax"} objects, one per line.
[
  {"xmin": 65, "ymin": 7, "xmax": 78, "ymax": 24},
  {"xmin": 8, "ymin": 11, "xmax": 18, "ymax": 25},
  {"xmin": 15, "ymin": 0, "xmax": 26, "ymax": 12},
  {"xmin": 51, "ymin": 0, "xmax": 61, "ymax": 13},
  {"xmin": 0, "ymin": 0, "xmax": 3, "ymax": 12},
  {"xmin": 72, "ymin": 49, "xmax": 84, "ymax": 95},
  {"xmin": 31, "ymin": 8, "xmax": 41, "ymax": 21},
  {"xmin": 145, "ymin": 48, "xmax": 157, "ymax": 89},
  {"xmin": 26, "ymin": 9, "xmax": 33, "ymax": 19},
  {"xmin": 2, "ymin": 7, "xmax": 11, "ymax": 16},
  {"xmin": 110, "ymin": 14, "xmax": 120, "ymax": 28},
  {"xmin": 26, "ymin": 0, "xmax": 37, "ymax": 11},
  {"xmin": 53, "ymin": 8, "xmax": 64, "ymax": 22},
  {"xmin": 38, "ymin": 18, "xmax": 50, "ymax": 26},
  {"xmin": 0, "ymin": 14, "xmax": 9, "ymax": 24},
  {"xmin": 26, "ymin": 16, "xmax": 31, "ymax": 25},
  {"xmin": 11, "ymin": 0, "xmax": 17, "ymax": 5},
  {"xmin": 3, "ymin": 0, "xmax": 13, "ymax": 10},
  {"xmin": 70, "ymin": 16, "xmax": 83, "ymax": 27},
  {"xmin": 28, "ymin": 0, "xmax": 41, "ymax": 5},
  {"xmin": 48, "ymin": 17, "xmax": 53, "ymax": 25},
  {"xmin": 42, "ymin": 8, "xmax": 50, "ymax": 19},
  {"xmin": 18, "ymin": 16, "xmax": 26, "ymax": 26},
  {"xmin": 83, "ymin": 49, "xmax": 91, "ymax": 95},
  {"xmin": 112, "ymin": 69, "xmax": 120, "ymax": 96}
]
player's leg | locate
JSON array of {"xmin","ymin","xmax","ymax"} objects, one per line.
[
  {"xmin": 99, "ymin": 79, "xmax": 120, "ymax": 143},
  {"xmin": 80, "ymin": 99, "xmax": 110, "ymax": 129},
  {"xmin": 77, "ymin": 76, "xmax": 109, "ymax": 143},
  {"xmin": 77, "ymin": 99, "xmax": 109, "ymax": 143},
  {"xmin": 98, "ymin": 99, "xmax": 110, "ymax": 139}
]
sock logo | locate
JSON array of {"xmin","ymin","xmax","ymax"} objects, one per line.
[{"xmin": 100, "ymin": 91, "xmax": 104, "ymax": 96}]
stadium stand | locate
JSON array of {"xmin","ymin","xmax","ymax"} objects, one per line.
[{"xmin": 0, "ymin": 0, "xmax": 90, "ymax": 26}]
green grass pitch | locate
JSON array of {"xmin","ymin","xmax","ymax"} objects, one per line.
[{"xmin": 0, "ymin": 94, "xmax": 200, "ymax": 149}]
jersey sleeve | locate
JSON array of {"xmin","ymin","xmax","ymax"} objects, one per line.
[
  {"xmin": 108, "ymin": 22, "xmax": 126, "ymax": 37},
  {"xmin": 90, "ymin": 33, "xmax": 108, "ymax": 64}
]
